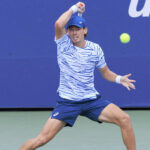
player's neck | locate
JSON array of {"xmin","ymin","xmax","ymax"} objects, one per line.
[{"xmin": 73, "ymin": 40, "xmax": 86, "ymax": 48}]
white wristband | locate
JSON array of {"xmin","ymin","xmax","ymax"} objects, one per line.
[
  {"xmin": 116, "ymin": 75, "xmax": 122, "ymax": 84},
  {"xmin": 70, "ymin": 5, "xmax": 78, "ymax": 14}
]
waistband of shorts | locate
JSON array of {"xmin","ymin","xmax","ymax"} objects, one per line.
[{"xmin": 57, "ymin": 94, "xmax": 101, "ymax": 104}]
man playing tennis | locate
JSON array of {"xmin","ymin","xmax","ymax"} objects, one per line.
[{"xmin": 19, "ymin": 2, "xmax": 136, "ymax": 150}]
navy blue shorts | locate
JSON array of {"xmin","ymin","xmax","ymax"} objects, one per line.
[{"xmin": 51, "ymin": 96, "xmax": 111, "ymax": 127}]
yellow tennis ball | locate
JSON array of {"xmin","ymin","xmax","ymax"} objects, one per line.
[{"xmin": 120, "ymin": 33, "xmax": 130, "ymax": 44}]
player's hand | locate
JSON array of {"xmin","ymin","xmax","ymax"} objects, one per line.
[
  {"xmin": 76, "ymin": 2, "xmax": 85, "ymax": 13},
  {"xmin": 120, "ymin": 73, "xmax": 136, "ymax": 91}
]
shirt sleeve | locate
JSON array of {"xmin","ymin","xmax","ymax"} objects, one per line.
[
  {"xmin": 96, "ymin": 45, "xmax": 107, "ymax": 69},
  {"xmin": 54, "ymin": 34, "xmax": 71, "ymax": 53}
]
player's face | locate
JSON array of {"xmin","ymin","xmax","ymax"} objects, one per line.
[{"xmin": 67, "ymin": 26, "xmax": 86, "ymax": 44}]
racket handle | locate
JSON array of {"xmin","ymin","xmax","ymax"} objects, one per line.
[
  {"xmin": 78, "ymin": 12, "xmax": 82, "ymax": 17},
  {"xmin": 78, "ymin": 3, "xmax": 84, "ymax": 17}
]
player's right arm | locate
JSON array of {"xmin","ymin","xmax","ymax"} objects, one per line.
[
  {"xmin": 55, "ymin": 9, "xmax": 72, "ymax": 40},
  {"xmin": 55, "ymin": 2, "xmax": 85, "ymax": 40}
]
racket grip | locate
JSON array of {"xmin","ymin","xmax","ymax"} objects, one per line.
[
  {"xmin": 78, "ymin": 3, "xmax": 84, "ymax": 17},
  {"xmin": 78, "ymin": 12, "xmax": 82, "ymax": 17}
]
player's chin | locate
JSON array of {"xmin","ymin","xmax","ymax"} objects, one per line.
[{"xmin": 72, "ymin": 39, "xmax": 80, "ymax": 44}]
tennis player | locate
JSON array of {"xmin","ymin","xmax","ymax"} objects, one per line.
[{"xmin": 19, "ymin": 2, "xmax": 136, "ymax": 150}]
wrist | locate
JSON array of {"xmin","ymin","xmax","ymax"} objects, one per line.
[
  {"xmin": 70, "ymin": 5, "xmax": 78, "ymax": 14},
  {"xmin": 116, "ymin": 75, "xmax": 122, "ymax": 84}
]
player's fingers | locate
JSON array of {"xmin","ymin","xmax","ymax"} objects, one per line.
[
  {"xmin": 122, "ymin": 83, "xmax": 130, "ymax": 91},
  {"xmin": 76, "ymin": 2, "xmax": 85, "ymax": 8},
  {"xmin": 129, "ymin": 79, "xmax": 136, "ymax": 83},
  {"xmin": 80, "ymin": 2, "xmax": 85, "ymax": 7},
  {"xmin": 126, "ymin": 86, "xmax": 130, "ymax": 91},
  {"xmin": 125, "ymin": 73, "xmax": 132, "ymax": 78},
  {"xmin": 79, "ymin": 3, "xmax": 85, "ymax": 13},
  {"xmin": 128, "ymin": 82, "xmax": 136, "ymax": 89}
]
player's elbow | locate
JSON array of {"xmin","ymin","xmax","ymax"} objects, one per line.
[{"xmin": 55, "ymin": 20, "xmax": 63, "ymax": 30}]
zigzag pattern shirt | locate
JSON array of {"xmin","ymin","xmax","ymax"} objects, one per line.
[{"xmin": 55, "ymin": 34, "xmax": 106, "ymax": 101}]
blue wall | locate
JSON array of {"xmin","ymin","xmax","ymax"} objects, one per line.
[{"xmin": 0, "ymin": 0, "xmax": 150, "ymax": 108}]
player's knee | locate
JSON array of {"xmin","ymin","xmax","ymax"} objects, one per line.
[
  {"xmin": 40, "ymin": 135, "xmax": 52, "ymax": 145},
  {"xmin": 119, "ymin": 113, "xmax": 131, "ymax": 128},
  {"xmin": 33, "ymin": 135, "xmax": 52, "ymax": 148}
]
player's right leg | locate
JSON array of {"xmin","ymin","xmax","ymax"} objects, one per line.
[
  {"xmin": 98, "ymin": 103, "xmax": 136, "ymax": 150},
  {"xmin": 19, "ymin": 118, "xmax": 66, "ymax": 150}
]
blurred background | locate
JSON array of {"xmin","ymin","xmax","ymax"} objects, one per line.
[{"xmin": 0, "ymin": 0, "xmax": 150, "ymax": 108}]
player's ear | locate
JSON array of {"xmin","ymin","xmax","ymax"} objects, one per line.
[
  {"xmin": 83, "ymin": 27, "xmax": 88, "ymax": 38},
  {"xmin": 84, "ymin": 27, "xmax": 88, "ymax": 35}
]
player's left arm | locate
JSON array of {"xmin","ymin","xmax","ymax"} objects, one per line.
[{"xmin": 98, "ymin": 65, "xmax": 136, "ymax": 91}]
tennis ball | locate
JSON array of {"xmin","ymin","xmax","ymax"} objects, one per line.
[{"xmin": 120, "ymin": 33, "xmax": 130, "ymax": 44}]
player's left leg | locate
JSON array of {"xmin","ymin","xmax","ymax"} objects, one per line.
[
  {"xmin": 19, "ymin": 118, "xmax": 66, "ymax": 150},
  {"xmin": 98, "ymin": 103, "xmax": 136, "ymax": 150}
]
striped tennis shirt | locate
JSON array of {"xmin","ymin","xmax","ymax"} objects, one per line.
[{"xmin": 55, "ymin": 34, "xmax": 106, "ymax": 101}]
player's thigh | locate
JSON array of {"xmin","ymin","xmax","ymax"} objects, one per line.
[
  {"xmin": 98, "ymin": 103, "xmax": 129, "ymax": 125},
  {"xmin": 39, "ymin": 118, "xmax": 66, "ymax": 138}
]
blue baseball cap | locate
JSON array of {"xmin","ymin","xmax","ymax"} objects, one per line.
[{"xmin": 66, "ymin": 15, "xmax": 86, "ymax": 29}]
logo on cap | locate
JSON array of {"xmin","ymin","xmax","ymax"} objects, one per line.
[
  {"xmin": 53, "ymin": 112, "xmax": 59, "ymax": 117},
  {"xmin": 66, "ymin": 16, "xmax": 86, "ymax": 28}
]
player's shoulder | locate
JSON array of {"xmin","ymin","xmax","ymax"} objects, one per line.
[
  {"xmin": 55, "ymin": 33, "xmax": 70, "ymax": 44},
  {"xmin": 86, "ymin": 40, "xmax": 102, "ymax": 51}
]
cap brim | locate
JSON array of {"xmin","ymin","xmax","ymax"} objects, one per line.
[{"xmin": 67, "ymin": 23, "xmax": 83, "ymax": 28}]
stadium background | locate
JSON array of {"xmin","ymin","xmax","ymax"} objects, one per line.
[{"xmin": 0, "ymin": 0, "xmax": 150, "ymax": 108}]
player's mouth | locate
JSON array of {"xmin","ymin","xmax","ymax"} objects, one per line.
[{"xmin": 73, "ymin": 36, "xmax": 79, "ymax": 41}]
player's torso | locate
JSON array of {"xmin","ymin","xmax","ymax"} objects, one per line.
[{"xmin": 57, "ymin": 41, "xmax": 99, "ymax": 75}]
